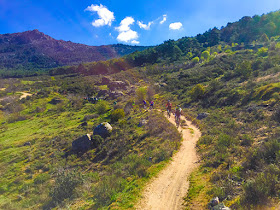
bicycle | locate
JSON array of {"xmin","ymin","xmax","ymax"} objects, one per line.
[
  {"xmin": 175, "ymin": 114, "xmax": 180, "ymax": 127},
  {"xmin": 167, "ymin": 108, "xmax": 171, "ymax": 118}
]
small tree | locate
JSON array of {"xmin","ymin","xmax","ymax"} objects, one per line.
[
  {"xmin": 236, "ymin": 61, "xmax": 252, "ymax": 79},
  {"xmin": 189, "ymin": 84, "xmax": 205, "ymax": 100},
  {"xmin": 136, "ymin": 87, "xmax": 147, "ymax": 104},
  {"xmin": 191, "ymin": 57, "xmax": 200, "ymax": 64},
  {"xmin": 260, "ymin": 33, "xmax": 269, "ymax": 43},
  {"xmin": 110, "ymin": 109, "xmax": 125, "ymax": 122},
  {"xmin": 201, "ymin": 50, "xmax": 210, "ymax": 61}
]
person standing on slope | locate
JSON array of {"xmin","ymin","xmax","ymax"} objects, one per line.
[{"xmin": 166, "ymin": 100, "xmax": 172, "ymax": 117}]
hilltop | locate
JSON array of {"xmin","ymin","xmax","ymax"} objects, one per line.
[{"xmin": 0, "ymin": 29, "xmax": 149, "ymax": 73}]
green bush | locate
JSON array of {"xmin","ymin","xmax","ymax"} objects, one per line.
[
  {"xmin": 95, "ymin": 101, "xmax": 109, "ymax": 114},
  {"xmin": 110, "ymin": 109, "xmax": 125, "ymax": 122},
  {"xmin": 242, "ymin": 171, "xmax": 278, "ymax": 205},
  {"xmin": 189, "ymin": 84, "xmax": 205, "ymax": 100},
  {"xmin": 191, "ymin": 56, "xmax": 200, "ymax": 64},
  {"xmin": 34, "ymin": 173, "xmax": 50, "ymax": 184},
  {"xmin": 50, "ymin": 170, "xmax": 83, "ymax": 204},
  {"xmin": 135, "ymin": 87, "xmax": 147, "ymax": 104}
]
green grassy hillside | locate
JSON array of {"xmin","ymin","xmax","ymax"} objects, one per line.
[
  {"xmin": 0, "ymin": 74, "xmax": 181, "ymax": 209},
  {"xmin": 141, "ymin": 37, "xmax": 280, "ymax": 208}
]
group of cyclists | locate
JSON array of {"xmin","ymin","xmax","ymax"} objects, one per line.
[
  {"xmin": 166, "ymin": 100, "xmax": 182, "ymax": 127},
  {"xmin": 143, "ymin": 100, "xmax": 154, "ymax": 110},
  {"xmin": 142, "ymin": 99, "xmax": 182, "ymax": 127}
]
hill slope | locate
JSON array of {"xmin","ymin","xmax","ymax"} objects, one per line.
[{"xmin": 0, "ymin": 29, "xmax": 149, "ymax": 71}]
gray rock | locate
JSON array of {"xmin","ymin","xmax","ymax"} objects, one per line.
[
  {"xmin": 93, "ymin": 122, "xmax": 112, "ymax": 138},
  {"xmin": 138, "ymin": 119, "xmax": 147, "ymax": 127},
  {"xmin": 197, "ymin": 112, "xmax": 209, "ymax": 120},
  {"xmin": 209, "ymin": 197, "xmax": 219, "ymax": 207},
  {"xmin": 23, "ymin": 142, "xmax": 31, "ymax": 146},
  {"xmin": 109, "ymin": 91, "xmax": 124, "ymax": 99},
  {"xmin": 108, "ymin": 81, "xmax": 128, "ymax": 91},
  {"xmin": 97, "ymin": 89, "xmax": 109, "ymax": 97},
  {"xmin": 72, "ymin": 134, "xmax": 92, "ymax": 152},
  {"xmin": 212, "ymin": 203, "xmax": 230, "ymax": 210}
]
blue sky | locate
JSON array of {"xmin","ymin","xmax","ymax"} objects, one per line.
[{"xmin": 1, "ymin": 0, "xmax": 280, "ymax": 46}]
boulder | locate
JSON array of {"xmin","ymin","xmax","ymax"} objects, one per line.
[
  {"xmin": 72, "ymin": 134, "xmax": 92, "ymax": 152},
  {"xmin": 49, "ymin": 97, "xmax": 63, "ymax": 105},
  {"xmin": 23, "ymin": 142, "xmax": 31, "ymax": 146},
  {"xmin": 209, "ymin": 197, "xmax": 219, "ymax": 207},
  {"xmin": 211, "ymin": 203, "xmax": 230, "ymax": 210},
  {"xmin": 93, "ymin": 122, "xmax": 112, "ymax": 138},
  {"xmin": 108, "ymin": 80, "xmax": 128, "ymax": 90},
  {"xmin": 138, "ymin": 119, "xmax": 147, "ymax": 127},
  {"xmin": 208, "ymin": 197, "xmax": 231, "ymax": 210},
  {"xmin": 197, "ymin": 112, "xmax": 209, "ymax": 120},
  {"xmin": 97, "ymin": 89, "xmax": 109, "ymax": 97},
  {"xmin": 109, "ymin": 91, "xmax": 124, "ymax": 99}
]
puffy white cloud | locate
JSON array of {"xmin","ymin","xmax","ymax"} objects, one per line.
[
  {"xmin": 160, "ymin": 14, "xmax": 167, "ymax": 24},
  {"xmin": 169, "ymin": 22, "xmax": 183, "ymax": 30},
  {"xmin": 131, "ymin": 40, "xmax": 140, "ymax": 44},
  {"xmin": 85, "ymin": 4, "xmax": 115, "ymax": 27},
  {"xmin": 116, "ymin": 17, "xmax": 135, "ymax": 32},
  {"xmin": 137, "ymin": 21, "xmax": 153, "ymax": 30},
  {"xmin": 117, "ymin": 30, "xmax": 139, "ymax": 43},
  {"xmin": 116, "ymin": 17, "xmax": 139, "ymax": 43}
]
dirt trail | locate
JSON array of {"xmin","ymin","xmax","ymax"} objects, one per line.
[
  {"xmin": 19, "ymin": 92, "xmax": 32, "ymax": 100},
  {"xmin": 136, "ymin": 112, "xmax": 201, "ymax": 210}
]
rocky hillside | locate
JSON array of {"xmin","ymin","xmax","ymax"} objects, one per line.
[{"xmin": 0, "ymin": 29, "xmax": 149, "ymax": 70}]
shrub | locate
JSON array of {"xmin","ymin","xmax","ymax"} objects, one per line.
[
  {"xmin": 135, "ymin": 87, "xmax": 147, "ymax": 104},
  {"xmin": 95, "ymin": 101, "xmax": 109, "ymax": 114},
  {"xmin": 272, "ymin": 106, "xmax": 280, "ymax": 123},
  {"xmin": 50, "ymin": 169, "xmax": 83, "ymax": 204},
  {"xmin": 189, "ymin": 84, "xmax": 205, "ymax": 100},
  {"xmin": 240, "ymin": 134, "xmax": 253, "ymax": 146},
  {"xmin": 191, "ymin": 57, "xmax": 200, "ymax": 64},
  {"xmin": 242, "ymin": 171, "xmax": 278, "ymax": 205},
  {"xmin": 93, "ymin": 175, "xmax": 127, "ymax": 207},
  {"xmin": 110, "ymin": 109, "xmax": 125, "ymax": 122},
  {"xmin": 34, "ymin": 173, "xmax": 50, "ymax": 184}
]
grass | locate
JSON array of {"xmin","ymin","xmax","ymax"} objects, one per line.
[
  {"xmin": 184, "ymin": 167, "xmax": 212, "ymax": 210},
  {"xmin": 0, "ymin": 76, "xmax": 183, "ymax": 209}
]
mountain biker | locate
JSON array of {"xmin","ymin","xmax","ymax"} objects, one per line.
[
  {"xmin": 143, "ymin": 100, "xmax": 147, "ymax": 109},
  {"xmin": 150, "ymin": 100, "xmax": 154, "ymax": 109},
  {"xmin": 166, "ymin": 100, "xmax": 172, "ymax": 112},
  {"xmin": 175, "ymin": 105, "xmax": 182, "ymax": 125}
]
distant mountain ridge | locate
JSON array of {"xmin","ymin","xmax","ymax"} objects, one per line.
[{"xmin": 0, "ymin": 29, "xmax": 149, "ymax": 70}]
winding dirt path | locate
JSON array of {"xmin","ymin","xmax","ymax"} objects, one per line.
[
  {"xmin": 136, "ymin": 112, "xmax": 201, "ymax": 210},
  {"xmin": 19, "ymin": 92, "xmax": 32, "ymax": 100}
]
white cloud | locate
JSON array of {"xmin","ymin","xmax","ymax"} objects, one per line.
[
  {"xmin": 169, "ymin": 22, "xmax": 183, "ymax": 30},
  {"xmin": 85, "ymin": 4, "xmax": 115, "ymax": 27},
  {"xmin": 116, "ymin": 17, "xmax": 139, "ymax": 43},
  {"xmin": 131, "ymin": 40, "xmax": 140, "ymax": 44},
  {"xmin": 116, "ymin": 17, "xmax": 135, "ymax": 32},
  {"xmin": 137, "ymin": 21, "xmax": 153, "ymax": 30},
  {"xmin": 160, "ymin": 14, "xmax": 167, "ymax": 24},
  {"xmin": 117, "ymin": 30, "xmax": 139, "ymax": 43}
]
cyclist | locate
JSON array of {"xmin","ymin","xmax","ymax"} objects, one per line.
[
  {"xmin": 175, "ymin": 105, "xmax": 182, "ymax": 126},
  {"xmin": 166, "ymin": 100, "xmax": 172, "ymax": 117},
  {"xmin": 143, "ymin": 100, "xmax": 147, "ymax": 109},
  {"xmin": 150, "ymin": 100, "xmax": 154, "ymax": 109}
]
